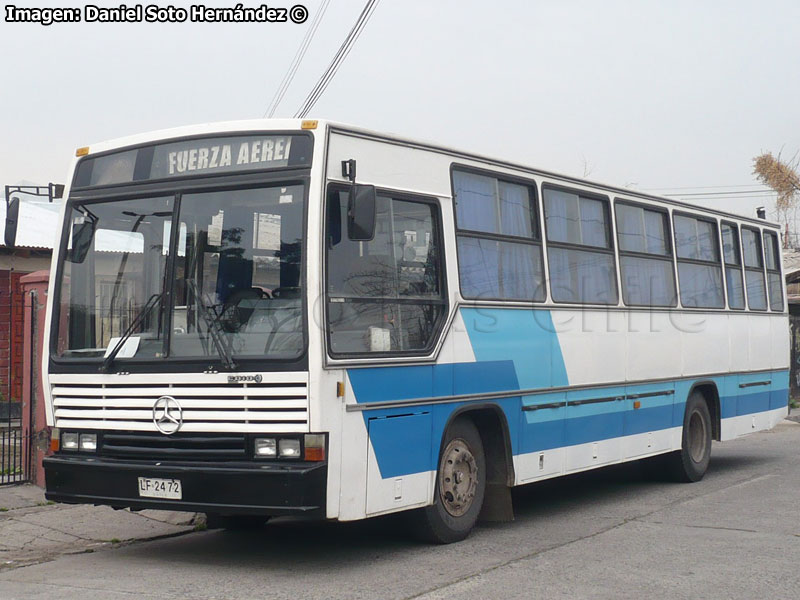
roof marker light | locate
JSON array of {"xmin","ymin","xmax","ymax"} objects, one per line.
[
  {"xmin": 75, "ymin": 147, "xmax": 90, "ymax": 157},
  {"xmin": 301, "ymin": 120, "xmax": 318, "ymax": 130}
]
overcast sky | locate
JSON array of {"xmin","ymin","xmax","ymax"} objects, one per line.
[{"xmin": 2, "ymin": 0, "xmax": 799, "ymax": 220}]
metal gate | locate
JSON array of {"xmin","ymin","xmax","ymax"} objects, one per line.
[
  {"xmin": 790, "ymin": 308, "xmax": 800, "ymax": 404},
  {"xmin": 0, "ymin": 273, "xmax": 32, "ymax": 485},
  {"xmin": 0, "ymin": 426, "xmax": 30, "ymax": 485}
]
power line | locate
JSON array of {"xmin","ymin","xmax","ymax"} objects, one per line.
[
  {"xmin": 295, "ymin": 0, "xmax": 379, "ymax": 118},
  {"xmin": 645, "ymin": 183, "xmax": 772, "ymax": 191},
  {"xmin": 294, "ymin": 0, "xmax": 381, "ymax": 118},
  {"xmin": 263, "ymin": 0, "xmax": 331, "ymax": 118},
  {"xmin": 664, "ymin": 189, "xmax": 775, "ymax": 198},
  {"xmin": 673, "ymin": 194, "xmax": 771, "ymax": 202}
]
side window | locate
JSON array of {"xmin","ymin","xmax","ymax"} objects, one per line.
[
  {"xmin": 673, "ymin": 214, "xmax": 724, "ymax": 308},
  {"xmin": 741, "ymin": 227, "xmax": 767, "ymax": 310},
  {"xmin": 543, "ymin": 187, "xmax": 618, "ymax": 304},
  {"xmin": 763, "ymin": 230, "xmax": 784, "ymax": 311},
  {"xmin": 326, "ymin": 188, "xmax": 446, "ymax": 355},
  {"xmin": 453, "ymin": 169, "xmax": 545, "ymax": 301},
  {"xmin": 615, "ymin": 202, "xmax": 676, "ymax": 307},
  {"xmin": 721, "ymin": 223, "xmax": 745, "ymax": 309}
]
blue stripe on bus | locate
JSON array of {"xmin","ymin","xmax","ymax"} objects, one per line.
[
  {"xmin": 520, "ymin": 403, "xmax": 678, "ymax": 452},
  {"xmin": 460, "ymin": 307, "xmax": 569, "ymax": 389},
  {"xmin": 623, "ymin": 403, "xmax": 676, "ymax": 437},
  {"xmin": 364, "ymin": 397, "xmax": 521, "ymax": 478},
  {"xmin": 737, "ymin": 390, "xmax": 772, "ymax": 416},
  {"xmin": 362, "ymin": 380, "xmax": 788, "ymax": 478},
  {"xmin": 348, "ymin": 306, "xmax": 789, "ymax": 479},
  {"xmin": 350, "ymin": 308, "xmax": 566, "ymax": 405},
  {"xmin": 349, "ymin": 360, "xmax": 519, "ymax": 404}
]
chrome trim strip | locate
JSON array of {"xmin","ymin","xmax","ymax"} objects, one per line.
[
  {"xmin": 566, "ymin": 396, "xmax": 623, "ymax": 407},
  {"xmin": 345, "ymin": 368, "xmax": 785, "ymax": 412},
  {"xmin": 738, "ymin": 380, "xmax": 771, "ymax": 388},
  {"xmin": 522, "ymin": 402, "xmax": 566, "ymax": 412},
  {"xmin": 627, "ymin": 390, "xmax": 675, "ymax": 400}
]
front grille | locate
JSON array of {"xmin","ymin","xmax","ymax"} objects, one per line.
[
  {"xmin": 50, "ymin": 372, "xmax": 310, "ymax": 434},
  {"xmin": 100, "ymin": 431, "xmax": 247, "ymax": 461}
]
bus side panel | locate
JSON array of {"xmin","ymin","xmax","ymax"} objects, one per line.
[
  {"xmin": 720, "ymin": 313, "xmax": 789, "ymax": 440},
  {"xmin": 365, "ymin": 412, "xmax": 432, "ymax": 516},
  {"xmin": 344, "ymin": 306, "xmax": 790, "ymax": 518},
  {"xmin": 516, "ymin": 393, "xmax": 566, "ymax": 482}
]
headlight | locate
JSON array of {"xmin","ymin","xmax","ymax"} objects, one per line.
[
  {"xmin": 254, "ymin": 438, "xmax": 277, "ymax": 457},
  {"xmin": 278, "ymin": 438, "xmax": 301, "ymax": 458},
  {"xmin": 79, "ymin": 433, "xmax": 97, "ymax": 452},
  {"xmin": 62, "ymin": 432, "xmax": 79, "ymax": 451}
]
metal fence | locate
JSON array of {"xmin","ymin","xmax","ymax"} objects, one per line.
[
  {"xmin": 0, "ymin": 426, "xmax": 30, "ymax": 485},
  {"xmin": 790, "ymin": 311, "xmax": 800, "ymax": 403},
  {"xmin": 0, "ymin": 274, "xmax": 33, "ymax": 485}
]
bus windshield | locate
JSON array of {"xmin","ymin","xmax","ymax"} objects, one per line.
[{"xmin": 55, "ymin": 183, "xmax": 305, "ymax": 363}]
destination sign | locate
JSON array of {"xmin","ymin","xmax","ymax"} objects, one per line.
[
  {"xmin": 73, "ymin": 133, "xmax": 312, "ymax": 188},
  {"xmin": 151, "ymin": 136, "xmax": 295, "ymax": 178}
]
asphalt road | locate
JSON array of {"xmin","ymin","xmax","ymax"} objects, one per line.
[{"xmin": 1, "ymin": 421, "xmax": 799, "ymax": 600}]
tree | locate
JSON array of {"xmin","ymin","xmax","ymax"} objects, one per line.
[{"xmin": 752, "ymin": 151, "xmax": 800, "ymax": 233}]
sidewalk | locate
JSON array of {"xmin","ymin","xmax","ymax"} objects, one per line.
[{"xmin": 0, "ymin": 484, "xmax": 198, "ymax": 571}]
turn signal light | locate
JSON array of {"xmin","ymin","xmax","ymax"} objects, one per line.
[
  {"xmin": 304, "ymin": 434, "xmax": 325, "ymax": 461},
  {"xmin": 50, "ymin": 428, "xmax": 60, "ymax": 452}
]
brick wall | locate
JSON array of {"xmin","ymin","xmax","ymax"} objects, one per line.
[{"xmin": 0, "ymin": 270, "xmax": 25, "ymax": 404}]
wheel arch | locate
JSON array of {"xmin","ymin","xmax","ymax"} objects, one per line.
[
  {"xmin": 438, "ymin": 403, "xmax": 515, "ymax": 487},
  {"xmin": 687, "ymin": 380, "xmax": 721, "ymax": 441}
]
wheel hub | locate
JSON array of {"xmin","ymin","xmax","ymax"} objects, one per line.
[
  {"xmin": 439, "ymin": 438, "xmax": 478, "ymax": 517},
  {"xmin": 688, "ymin": 410, "xmax": 708, "ymax": 463}
]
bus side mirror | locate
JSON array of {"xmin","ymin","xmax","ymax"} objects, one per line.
[
  {"xmin": 68, "ymin": 220, "xmax": 96, "ymax": 264},
  {"xmin": 50, "ymin": 183, "xmax": 65, "ymax": 200},
  {"xmin": 347, "ymin": 184, "xmax": 376, "ymax": 241},
  {"xmin": 4, "ymin": 197, "xmax": 19, "ymax": 248}
]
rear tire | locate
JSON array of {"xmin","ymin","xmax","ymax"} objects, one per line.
[
  {"xmin": 205, "ymin": 514, "xmax": 269, "ymax": 530},
  {"xmin": 412, "ymin": 418, "xmax": 486, "ymax": 544},
  {"xmin": 667, "ymin": 391, "xmax": 712, "ymax": 482}
]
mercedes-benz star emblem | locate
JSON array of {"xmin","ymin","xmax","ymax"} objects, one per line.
[{"xmin": 153, "ymin": 396, "xmax": 183, "ymax": 435}]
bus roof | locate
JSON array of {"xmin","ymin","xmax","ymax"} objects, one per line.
[{"xmin": 78, "ymin": 118, "xmax": 780, "ymax": 229}]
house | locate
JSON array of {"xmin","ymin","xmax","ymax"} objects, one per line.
[
  {"xmin": 781, "ymin": 248, "xmax": 800, "ymax": 401},
  {"xmin": 0, "ymin": 191, "xmax": 60, "ymax": 415}
]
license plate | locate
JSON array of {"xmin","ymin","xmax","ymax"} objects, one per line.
[{"xmin": 137, "ymin": 477, "xmax": 182, "ymax": 500}]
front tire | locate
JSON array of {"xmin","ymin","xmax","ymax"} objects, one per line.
[
  {"xmin": 667, "ymin": 391, "xmax": 712, "ymax": 482},
  {"xmin": 412, "ymin": 418, "xmax": 485, "ymax": 544}
]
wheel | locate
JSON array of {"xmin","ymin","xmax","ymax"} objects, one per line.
[
  {"xmin": 205, "ymin": 514, "xmax": 269, "ymax": 530},
  {"xmin": 412, "ymin": 418, "xmax": 486, "ymax": 544},
  {"xmin": 667, "ymin": 391, "xmax": 712, "ymax": 482}
]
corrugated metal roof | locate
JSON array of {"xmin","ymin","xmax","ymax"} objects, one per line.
[
  {"xmin": 1, "ymin": 194, "xmax": 62, "ymax": 249},
  {"xmin": 2, "ymin": 192, "xmax": 147, "ymax": 254},
  {"xmin": 783, "ymin": 249, "xmax": 800, "ymax": 278}
]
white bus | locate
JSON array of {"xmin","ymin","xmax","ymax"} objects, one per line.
[{"xmin": 43, "ymin": 119, "xmax": 789, "ymax": 543}]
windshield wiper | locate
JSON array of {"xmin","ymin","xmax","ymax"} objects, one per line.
[
  {"xmin": 100, "ymin": 292, "xmax": 163, "ymax": 372},
  {"xmin": 185, "ymin": 278, "xmax": 237, "ymax": 370}
]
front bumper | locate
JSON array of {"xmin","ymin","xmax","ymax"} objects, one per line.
[{"xmin": 44, "ymin": 455, "xmax": 327, "ymax": 516}]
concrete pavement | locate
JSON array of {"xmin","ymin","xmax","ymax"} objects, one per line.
[
  {"xmin": 0, "ymin": 418, "xmax": 798, "ymax": 598},
  {"xmin": 0, "ymin": 484, "xmax": 196, "ymax": 570}
]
